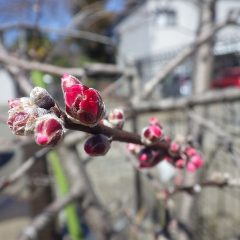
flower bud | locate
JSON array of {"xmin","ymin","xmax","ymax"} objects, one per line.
[
  {"xmin": 7, "ymin": 110, "xmax": 31, "ymax": 135},
  {"xmin": 35, "ymin": 114, "xmax": 64, "ymax": 146},
  {"xmin": 169, "ymin": 141, "xmax": 180, "ymax": 157},
  {"xmin": 185, "ymin": 146, "xmax": 197, "ymax": 157},
  {"xmin": 138, "ymin": 149, "xmax": 162, "ymax": 168},
  {"xmin": 108, "ymin": 108, "xmax": 124, "ymax": 129},
  {"xmin": 84, "ymin": 134, "xmax": 111, "ymax": 156},
  {"xmin": 8, "ymin": 97, "xmax": 33, "ymax": 109},
  {"xmin": 61, "ymin": 74, "xmax": 105, "ymax": 127},
  {"xmin": 141, "ymin": 125, "xmax": 164, "ymax": 145},
  {"xmin": 190, "ymin": 155, "xmax": 204, "ymax": 168},
  {"xmin": 127, "ymin": 143, "xmax": 141, "ymax": 155},
  {"xmin": 149, "ymin": 117, "xmax": 162, "ymax": 128},
  {"xmin": 187, "ymin": 162, "xmax": 197, "ymax": 173},
  {"xmin": 7, "ymin": 106, "xmax": 47, "ymax": 135},
  {"xmin": 175, "ymin": 159, "xmax": 186, "ymax": 169},
  {"xmin": 30, "ymin": 87, "xmax": 55, "ymax": 110}
]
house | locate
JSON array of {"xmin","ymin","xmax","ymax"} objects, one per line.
[{"xmin": 115, "ymin": 0, "xmax": 240, "ymax": 96}]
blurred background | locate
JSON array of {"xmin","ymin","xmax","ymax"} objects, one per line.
[{"xmin": 1, "ymin": 0, "xmax": 240, "ymax": 240}]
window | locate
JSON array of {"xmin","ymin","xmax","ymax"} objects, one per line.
[{"xmin": 154, "ymin": 8, "xmax": 177, "ymax": 26}]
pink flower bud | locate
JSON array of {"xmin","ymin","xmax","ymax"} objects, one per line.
[
  {"xmin": 141, "ymin": 125, "xmax": 164, "ymax": 145},
  {"xmin": 190, "ymin": 155, "xmax": 204, "ymax": 168},
  {"xmin": 7, "ymin": 111, "xmax": 31, "ymax": 135},
  {"xmin": 30, "ymin": 87, "xmax": 55, "ymax": 110},
  {"xmin": 7, "ymin": 106, "xmax": 47, "ymax": 136},
  {"xmin": 138, "ymin": 149, "xmax": 162, "ymax": 168},
  {"xmin": 61, "ymin": 74, "xmax": 105, "ymax": 127},
  {"xmin": 127, "ymin": 143, "xmax": 141, "ymax": 155},
  {"xmin": 185, "ymin": 147, "xmax": 197, "ymax": 157},
  {"xmin": 149, "ymin": 117, "xmax": 162, "ymax": 128},
  {"xmin": 187, "ymin": 162, "xmax": 197, "ymax": 173},
  {"xmin": 169, "ymin": 142, "xmax": 180, "ymax": 156},
  {"xmin": 84, "ymin": 134, "xmax": 111, "ymax": 156},
  {"xmin": 163, "ymin": 135, "xmax": 171, "ymax": 144},
  {"xmin": 35, "ymin": 115, "xmax": 64, "ymax": 146},
  {"xmin": 108, "ymin": 108, "xmax": 124, "ymax": 129},
  {"xmin": 175, "ymin": 159, "xmax": 186, "ymax": 168},
  {"xmin": 8, "ymin": 97, "xmax": 33, "ymax": 109},
  {"xmin": 8, "ymin": 99, "xmax": 21, "ymax": 109}
]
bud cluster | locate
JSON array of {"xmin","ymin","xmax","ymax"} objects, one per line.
[
  {"xmin": 127, "ymin": 117, "xmax": 204, "ymax": 172},
  {"xmin": 127, "ymin": 118, "xmax": 165, "ymax": 169},
  {"xmin": 7, "ymin": 87, "xmax": 64, "ymax": 146}
]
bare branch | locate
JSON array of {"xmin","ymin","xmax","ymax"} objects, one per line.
[
  {"xmin": 0, "ymin": 50, "xmax": 123, "ymax": 77},
  {"xmin": 0, "ymin": 148, "xmax": 50, "ymax": 192},
  {"xmin": 168, "ymin": 177, "xmax": 240, "ymax": 197},
  {"xmin": 0, "ymin": 23, "xmax": 113, "ymax": 45},
  {"xmin": 18, "ymin": 188, "xmax": 83, "ymax": 240},
  {"xmin": 133, "ymin": 88, "xmax": 240, "ymax": 114}
]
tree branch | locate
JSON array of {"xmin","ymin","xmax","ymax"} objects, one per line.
[
  {"xmin": 133, "ymin": 88, "xmax": 240, "ymax": 114},
  {"xmin": 18, "ymin": 188, "xmax": 83, "ymax": 240},
  {"xmin": 0, "ymin": 50, "xmax": 123, "ymax": 77},
  {"xmin": 0, "ymin": 23, "xmax": 113, "ymax": 45},
  {"xmin": 0, "ymin": 148, "xmax": 50, "ymax": 192}
]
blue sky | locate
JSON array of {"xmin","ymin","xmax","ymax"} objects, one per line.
[
  {"xmin": 105, "ymin": 0, "xmax": 125, "ymax": 13},
  {"xmin": 0, "ymin": 0, "xmax": 72, "ymax": 45}
]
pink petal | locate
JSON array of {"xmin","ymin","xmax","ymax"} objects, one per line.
[
  {"xmin": 45, "ymin": 119, "xmax": 62, "ymax": 135},
  {"xmin": 36, "ymin": 133, "xmax": 49, "ymax": 145}
]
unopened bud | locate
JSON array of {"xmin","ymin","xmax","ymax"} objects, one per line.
[
  {"xmin": 175, "ymin": 159, "xmax": 186, "ymax": 168},
  {"xmin": 108, "ymin": 108, "xmax": 124, "ymax": 129},
  {"xmin": 169, "ymin": 141, "xmax": 180, "ymax": 156},
  {"xmin": 7, "ymin": 106, "xmax": 47, "ymax": 135},
  {"xmin": 8, "ymin": 97, "xmax": 33, "ymax": 109},
  {"xmin": 185, "ymin": 147, "xmax": 197, "ymax": 157},
  {"xmin": 84, "ymin": 134, "xmax": 111, "ymax": 156},
  {"xmin": 127, "ymin": 143, "xmax": 141, "ymax": 155},
  {"xmin": 30, "ymin": 87, "xmax": 55, "ymax": 110},
  {"xmin": 138, "ymin": 149, "xmax": 162, "ymax": 168},
  {"xmin": 187, "ymin": 162, "xmax": 197, "ymax": 173},
  {"xmin": 149, "ymin": 117, "xmax": 162, "ymax": 128},
  {"xmin": 35, "ymin": 114, "xmax": 64, "ymax": 146},
  {"xmin": 61, "ymin": 74, "xmax": 105, "ymax": 127},
  {"xmin": 141, "ymin": 125, "xmax": 164, "ymax": 145},
  {"xmin": 190, "ymin": 155, "xmax": 204, "ymax": 169}
]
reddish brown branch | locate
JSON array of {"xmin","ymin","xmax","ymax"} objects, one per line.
[{"xmin": 64, "ymin": 116, "xmax": 169, "ymax": 150}]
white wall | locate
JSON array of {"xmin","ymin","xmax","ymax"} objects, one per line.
[
  {"xmin": 216, "ymin": 1, "xmax": 240, "ymax": 41},
  {"xmin": 117, "ymin": 0, "xmax": 240, "ymax": 64},
  {"xmin": 149, "ymin": 0, "xmax": 199, "ymax": 53},
  {"xmin": 117, "ymin": 3, "xmax": 152, "ymax": 64}
]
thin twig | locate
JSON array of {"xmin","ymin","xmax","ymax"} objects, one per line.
[
  {"xmin": 18, "ymin": 188, "xmax": 83, "ymax": 240},
  {"xmin": 0, "ymin": 148, "xmax": 50, "ymax": 192},
  {"xmin": 0, "ymin": 23, "xmax": 113, "ymax": 45},
  {"xmin": 0, "ymin": 50, "xmax": 122, "ymax": 77},
  {"xmin": 168, "ymin": 177, "xmax": 240, "ymax": 197}
]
